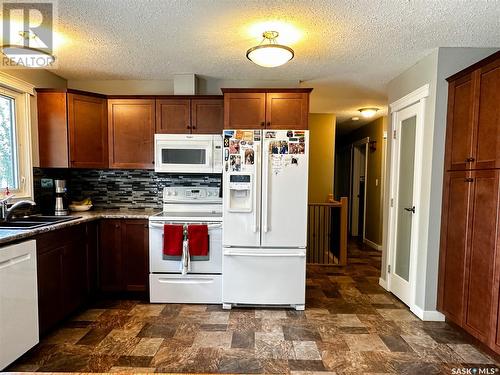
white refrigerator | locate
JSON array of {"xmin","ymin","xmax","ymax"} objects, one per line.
[{"xmin": 222, "ymin": 129, "xmax": 309, "ymax": 310}]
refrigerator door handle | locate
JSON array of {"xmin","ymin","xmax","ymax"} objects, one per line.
[
  {"xmin": 252, "ymin": 143, "xmax": 259, "ymax": 233},
  {"xmin": 263, "ymin": 142, "xmax": 269, "ymax": 233}
]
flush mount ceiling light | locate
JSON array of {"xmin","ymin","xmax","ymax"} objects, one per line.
[
  {"xmin": 1, "ymin": 31, "xmax": 56, "ymax": 68},
  {"xmin": 358, "ymin": 107, "xmax": 379, "ymax": 118},
  {"xmin": 246, "ymin": 31, "xmax": 294, "ymax": 68},
  {"xmin": 351, "ymin": 116, "xmax": 360, "ymax": 121}
]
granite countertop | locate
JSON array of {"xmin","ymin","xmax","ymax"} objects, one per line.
[{"xmin": 0, "ymin": 208, "xmax": 160, "ymax": 246}]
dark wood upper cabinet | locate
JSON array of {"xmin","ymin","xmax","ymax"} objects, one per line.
[
  {"xmin": 37, "ymin": 92, "xmax": 69, "ymax": 168},
  {"xmin": 474, "ymin": 58, "xmax": 500, "ymax": 170},
  {"xmin": 222, "ymin": 89, "xmax": 312, "ymax": 130},
  {"xmin": 156, "ymin": 97, "xmax": 223, "ymax": 134},
  {"xmin": 223, "ymin": 92, "xmax": 266, "ymax": 129},
  {"xmin": 36, "ymin": 89, "xmax": 108, "ymax": 169},
  {"xmin": 445, "ymin": 53, "xmax": 500, "ymax": 171},
  {"xmin": 108, "ymin": 99, "xmax": 155, "ymax": 169},
  {"xmin": 191, "ymin": 99, "xmax": 224, "ymax": 134},
  {"xmin": 68, "ymin": 93, "xmax": 108, "ymax": 168},
  {"xmin": 156, "ymin": 99, "xmax": 190, "ymax": 133},
  {"xmin": 266, "ymin": 92, "xmax": 309, "ymax": 130}
]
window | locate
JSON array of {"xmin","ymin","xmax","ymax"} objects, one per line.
[
  {"xmin": 0, "ymin": 93, "xmax": 18, "ymax": 190},
  {"xmin": 0, "ymin": 81, "xmax": 33, "ymax": 199}
]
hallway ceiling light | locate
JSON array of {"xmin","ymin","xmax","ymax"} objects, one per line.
[
  {"xmin": 351, "ymin": 116, "xmax": 360, "ymax": 121},
  {"xmin": 246, "ymin": 31, "xmax": 294, "ymax": 68},
  {"xmin": 358, "ymin": 108, "xmax": 379, "ymax": 118}
]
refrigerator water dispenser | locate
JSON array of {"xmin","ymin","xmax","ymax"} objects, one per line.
[{"xmin": 228, "ymin": 174, "xmax": 252, "ymax": 212}]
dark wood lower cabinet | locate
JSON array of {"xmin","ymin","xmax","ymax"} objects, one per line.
[
  {"xmin": 36, "ymin": 224, "xmax": 87, "ymax": 335},
  {"xmin": 438, "ymin": 169, "xmax": 500, "ymax": 352},
  {"xmin": 36, "ymin": 219, "xmax": 149, "ymax": 335},
  {"xmin": 99, "ymin": 219, "xmax": 149, "ymax": 293}
]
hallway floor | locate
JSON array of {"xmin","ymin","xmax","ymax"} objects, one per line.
[{"xmin": 7, "ymin": 242, "xmax": 499, "ymax": 374}]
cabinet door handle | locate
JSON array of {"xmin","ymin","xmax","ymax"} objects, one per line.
[
  {"xmin": 186, "ymin": 125, "xmax": 191, "ymax": 129},
  {"xmin": 465, "ymin": 178, "xmax": 474, "ymax": 182},
  {"xmin": 465, "ymin": 157, "xmax": 475, "ymax": 162},
  {"xmin": 267, "ymin": 121, "xmax": 271, "ymax": 127},
  {"xmin": 260, "ymin": 121, "xmax": 265, "ymax": 127},
  {"xmin": 115, "ymin": 224, "xmax": 120, "ymax": 228},
  {"xmin": 404, "ymin": 206, "xmax": 416, "ymax": 214}
]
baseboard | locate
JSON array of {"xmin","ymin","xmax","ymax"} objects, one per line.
[
  {"xmin": 378, "ymin": 277, "xmax": 388, "ymax": 290},
  {"xmin": 410, "ymin": 304, "xmax": 446, "ymax": 321},
  {"xmin": 363, "ymin": 238, "xmax": 382, "ymax": 250}
]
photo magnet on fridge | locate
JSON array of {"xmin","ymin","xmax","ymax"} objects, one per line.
[
  {"xmin": 229, "ymin": 140, "xmax": 240, "ymax": 154},
  {"xmin": 230, "ymin": 155, "xmax": 242, "ymax": 171},
  {"xmin": 269, "ymin": 141, "xmax": 288, "ymax": 155},
  {"xmin": 243, "ymin": 131, "xmax": 253, "ymax": 142},
  {"xmin": 224, "ymin": 130, "xmax": 234, "ymax": 138},
  {"xmin": 224, "ymin": 138, "xmax": 230, "ymax": 147},
  {"xmin": 224, "ymin": 148, "xmax": 229, "ymax": 161},
  {"xmin": 289, "ymin": 142, "xmax": 305, "ymax": 154},
  {"xmin": 235, "ymin": 130, "xmax": 243, "ymax": 140},
  {"xmin": 265, "ymin": 131, "xmax": 276, "ymax": 139},
  {"xmin": 286, "ymin": 130, "xmax": 293, "ymax": 137},
  {"xmin": 294, "ymin": 131, "xmax": 305, "ymax": 137},
  {"xmin": 244, "ymin": 149, "xmax": 254, "ymax": 165}
]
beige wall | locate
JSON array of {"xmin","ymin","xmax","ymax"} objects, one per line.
[
  {"xmin": 0, "ymin": 68, "xmax": 66, "ymax": 89},
  {"xmin": 338, "ymin": 116, "xmax": 386, "ymax": 245},
  {"xmin": 0, "ymin": 69, "xmax": 67, "ymax": 168},
  {"xmin": 308, "ymin": 113, "xmax": 336, "ymax": 203},
  {"xmin": 68, "ymin": 78, "xmax": 300, "ymax": 95}
]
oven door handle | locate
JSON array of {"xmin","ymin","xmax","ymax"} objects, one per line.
[{"xmin": 149, "ymin": 222, "xmax": 222, "ymax": 229}]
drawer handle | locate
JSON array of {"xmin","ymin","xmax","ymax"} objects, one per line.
[
  {"xmin": 465, "ymin": 157, "xmax": 475, "ymax": 162},
  {"xmin": 465, "ymin": 178, "xmax": 474, "ymax": 182},
  {"xmin": 157, "ymin": 278, "xmax": 214, "ymax": 284},
  {"xmin": 0, "ymin": 253, "xmax": 31, "ymax": 270}
]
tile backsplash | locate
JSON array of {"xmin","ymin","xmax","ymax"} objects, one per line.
[{"xmin": 33, "ymin": 168, "xmax": 221, "ymax": 209}]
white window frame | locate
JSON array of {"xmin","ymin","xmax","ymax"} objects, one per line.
[{"xmin": 0, "ymin": 72, "xmax": 34, "ymax": 200}]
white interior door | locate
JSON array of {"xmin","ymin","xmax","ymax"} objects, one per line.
[
  {"xmin": 389, "ymin": 103, "xmax": 421, "ymax": 306},
  {"xmin": 261, "ymin": 130, "xmax": 309, "ymax": 248}
]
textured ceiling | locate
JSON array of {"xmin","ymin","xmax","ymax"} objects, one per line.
[{"xmin": 29, "ymin": 1, "xmax": 500, "ymax": 132}]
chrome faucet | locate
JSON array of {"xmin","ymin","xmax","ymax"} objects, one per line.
[{"xmin": 0, "ymin": 195, "xmax": 36, "ymax": 221}]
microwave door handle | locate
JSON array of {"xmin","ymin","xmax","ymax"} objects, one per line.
[{"xmin": 252, "ymin": 144, "xmax": 259, "ymax": 233}]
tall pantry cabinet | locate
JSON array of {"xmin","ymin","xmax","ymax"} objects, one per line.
[{"xmin": 438, "ymin": 51, "xmax": 500, "ymax": 353}]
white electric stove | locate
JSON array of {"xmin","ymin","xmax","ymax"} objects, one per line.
[{"xmin": 149, "ymin": 186, "xmax": 223, "ymax": 304}]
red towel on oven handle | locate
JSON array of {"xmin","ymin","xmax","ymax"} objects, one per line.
[
  {"xmin": 163, "ymin": 224, "xmax": 184, "ymax": 256},
  {"xmin": 187, "ymin": 224, "xmax": 209, "ymax": 256}
]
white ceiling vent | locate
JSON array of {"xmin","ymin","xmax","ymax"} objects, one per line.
[{"xmin": 173, "ymin": 74, "xmax": 198, "ymax": 95}]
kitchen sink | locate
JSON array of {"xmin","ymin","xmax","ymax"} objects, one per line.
[{"xmin": 0, "ymin": 216, "xmax": 80, "ymax": 230}]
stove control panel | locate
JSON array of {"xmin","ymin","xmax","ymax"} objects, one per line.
[{"xmin": 163, "ymin": 186, "xmax": 221, "ymax": 202}]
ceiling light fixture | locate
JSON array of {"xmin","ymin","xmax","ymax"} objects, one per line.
[
  {"xmin": 246, "ymin": 31, "xmax": 294, "ymax": 68},
  {"xmin": 351, "ymin": 116, "xmax": 360, "ymax": 121},
  {"xmin": 358, "ymin": 108, "xmax": 379, "ymax": 118}
]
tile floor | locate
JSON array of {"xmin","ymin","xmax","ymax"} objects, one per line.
[{"xmin": 7, "ymin": 241, "xmax": 499, "ymax": 374}]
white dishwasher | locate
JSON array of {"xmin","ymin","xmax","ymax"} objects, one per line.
[{"xmin": 0, "ymin": 240, "xmax": 39, "ymax": 370}]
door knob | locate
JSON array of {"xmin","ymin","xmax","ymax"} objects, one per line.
[{"xmin": 404, "ymin": 206, "xmax": 416, "ymax": 213}]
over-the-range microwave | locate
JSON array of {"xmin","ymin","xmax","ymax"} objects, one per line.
[{"xmin": 154, "ymin": 134, "xmax": 223, "ymax": 174}]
